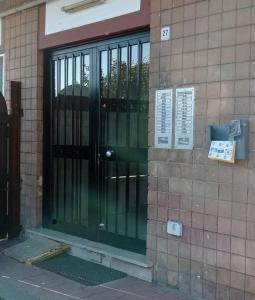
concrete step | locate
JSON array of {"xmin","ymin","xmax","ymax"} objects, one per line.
[{"xmin": 25, "ymin": 228, "xmax": 153, "ymax": 282}]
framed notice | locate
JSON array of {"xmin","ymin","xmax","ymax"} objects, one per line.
[
  {"xmin": 155, "ymin": 89, "xmax": 173, "ymax": 149},
  {"xmin": 174, "ymin": 87, "xmax": 195, "ymax": 149},
  {"xmin": 208, "ymin": 141, "xmax": 236, "ymax": 164}
]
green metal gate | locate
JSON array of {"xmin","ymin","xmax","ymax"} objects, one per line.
[{"xmin": 44, "ymin": 32, "xmax": 150, "ymax": 253}]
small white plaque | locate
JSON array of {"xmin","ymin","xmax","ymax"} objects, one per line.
[
  {"xmin": 167, "ymin": 220, "xmax": 182, "ymax": 237},
  {"xmin": 155, "ymin": 89, "xmax": 173, "ymax": 149},
  {"xmin": 161, "ymin": 26, "xmax": 171, "ymax": 41},
  {"xmin": 174, "ymin": 87, "xmax": 195, "ymax": 150}
]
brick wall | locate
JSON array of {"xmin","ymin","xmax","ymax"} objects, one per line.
[
  {"xmin": 0, "ymin": 0, "xmax": 35, "ymax": 13},
  {"xmin": 148, "ymin": 0, "xmax": 255, "ymax": 299},
  {"xmin": 3, "ymin": 7, "xmax": 43, "ymax": 229}
]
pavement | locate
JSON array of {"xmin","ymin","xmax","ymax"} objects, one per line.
[{"xmin": 0, "ymin": 239, "xmax": 191, "ymax": 300}]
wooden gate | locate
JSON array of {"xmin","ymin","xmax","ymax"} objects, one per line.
[{"xmin": 0, "ymin": 81, "xmax": 22, "ymax": 239}]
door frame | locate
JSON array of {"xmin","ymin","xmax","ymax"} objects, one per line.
[{"xmin": 43, "ymin": 31, "xmax": 150, "ymax": 254}]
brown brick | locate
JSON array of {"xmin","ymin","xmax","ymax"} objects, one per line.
[
  {"xmin": 246, "ymin": 240, "xmax": 255, "ymax": 259},
  {"xmin": 246, "ymin": 258, "xmax": 255, "ymax": 277},
  {"xmin": 230, "ymin": 271, "xmax": 245, "ymax": 291},
  {"xmin": 246, "ymin": 275, "xmax": 255, "ymax": 294},
  {"xmin": 222, "ymin": 0, "xmax": 237, "ymax": 12},
  {"xmin": 237, "ymin": 7, "xmax": 251, "ymax": 27},
  {"xmin": 231, "ymin": 237, "xmax": 245, "ymax": 256},
  {"xmin": 217, "ymin": 251, "xmax": 230, "ymax": 269},
  {"xmin": 231, "ymin": 220, "xmax": 246, "ymax": 238},
  {"xmin": 217, "ymin": 234, "xmax": 231, "ymax": 252},
  {"xmin": 231, "ymin": 254, "xmax": 245, "ymax": 273}
]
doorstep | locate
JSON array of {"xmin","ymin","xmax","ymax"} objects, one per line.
[{"xmin": 25, "ymin": 228, "xmax": 154, "ymax": 282}]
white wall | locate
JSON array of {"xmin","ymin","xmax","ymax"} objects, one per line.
[{"xmin": 45, "ymin": 0, "xmax": 141, "ymax": 35}]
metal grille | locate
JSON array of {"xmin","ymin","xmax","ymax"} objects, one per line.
[
  {"xmin": 44, "ymin": 33, "xmax": 149, "ymax": 253},
  {"xmin": 98, "ymin": 41, "xmax": 149, "ymax": 243}
]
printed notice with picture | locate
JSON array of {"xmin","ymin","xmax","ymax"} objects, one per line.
[{"xmin": 208, "ymin": 141, "xmax": 236, "ymax": 164}]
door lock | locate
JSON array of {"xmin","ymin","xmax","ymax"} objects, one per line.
[{"xmin": 105, "ymin": 150, "xmax": 114, "ymax": 158}]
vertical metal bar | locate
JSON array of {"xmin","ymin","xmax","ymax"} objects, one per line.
[
  {"xmin": 94, "ymin": 47, "xmax": 99, "ymax": 233},
  {"xmin": 56, "ymin": 59, "xmax": 60, "ymax": 221},
  {"xmin": 79, "ymin": 53, "xmax": 83, "ymax": 224},
  {"xmin": 114, "ymin": 46, "xmax": 120, "ymax": 234},
  {"xmin": 63, "ymin": 57, "xmax": 67, "ymax": 221},
  {"xmin": 135, "ymin": 42, "xmax": 142, "ymax": 238},
  {"xmin": 80, "ymin": 54, "xmax": 83, "ymax": 146},
  {"xmin": 51, "ymin": 60, "xmax": 56, "ymax": 221},
  {"xmin": 71, "ymin": 56, "xmax": 75, "ymax": 223},
  {"xmin": 73, "ymin": 56, "xmax": 78, "ymax": 223},
  {"xmin": 71, "ymin": 56, "xmax": 75, "ymax": 146},
  {"xmin": 105, "ymin": 49, "xmax": 110, "ymax": 230},
  {"xmin": 125, "ymin": 44, "xmax": 130, "ymax": 236},
  {"xmin": 99, "ymin": 51, "xmax": 102, "ymax": 229}
]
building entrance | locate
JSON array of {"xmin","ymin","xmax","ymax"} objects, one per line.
[{"xmin": 44, "ymin": 32, "xmax": 150, "ymax": 254}]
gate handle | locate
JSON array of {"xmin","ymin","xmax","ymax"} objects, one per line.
[{"xmin": 105, "ymin": 150, "xmax": 114, "ymax": 158}]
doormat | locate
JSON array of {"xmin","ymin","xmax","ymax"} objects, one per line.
[
  {"xmin": 34, "ymin": 253, "xmax": 127, "ymax": 286},
  {"xmin": 4, "ymin": 236, "xmax": 69, "ymax": 264}
]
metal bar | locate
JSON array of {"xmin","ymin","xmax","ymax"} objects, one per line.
[
  {"xmin": 63, "ymin": 58, "xmax": 67, "ymax": 221},
  {"xmin": 71, "ymin": 57, "xmax": 75, "ymax": 223},
  {"xmin": 135, "ymin": 42, "xmax": 142, "ymax": 238},
  {"xmin": 114, "ymin": 46, "xmax": 121, "ymax": 234},
  {"xmin": 79, "ymin": 54, "xmax": 83, "ymax": 224},
  {"xmin": 71, "ymin": 56, "xmax": 75, "ymax": 146},
  {"xmin": 125, "ymin": 44, "xmax": 131, "ymax": 236},
  {"xmin": 51, "ymin": 60, "xmax": 56, "ymax": 221},
  {"xmin": 105, "ymin": 48, "xmax": 110, "ymax": 230},
  {"xmin": 56, "ymin": 59, "xmax": 60, "ymax": 221},
  {"xmin": 73, "ymin": 56, "xmax": 78, "ymax": 226}
]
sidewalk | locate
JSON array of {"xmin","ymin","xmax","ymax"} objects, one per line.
[{"xmin": 0, "ymin": 240, "xmax": 191, "ymax": 300}]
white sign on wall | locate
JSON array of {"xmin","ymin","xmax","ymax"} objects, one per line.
[
  {"xmin": 155, "ymin": 89, "xmax": 173, "ymax": 149},
  {"xmin": 174, "ymin": 87, "xmax": 195, "ymax": 150},
  {"xmin": 161, "ymin": 26, "xmax": 171, "ymax": 41},
  {"xmin": 45, "ymin": 0, "xmax": 141, "ymax": 35}
]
